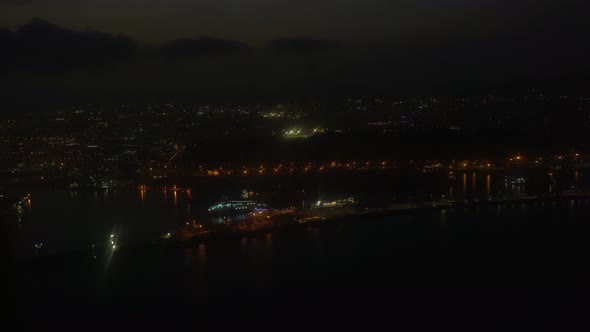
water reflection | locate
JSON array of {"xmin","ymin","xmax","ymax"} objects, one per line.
[
  {"xmin": 511, "ymin": 184, "xmax": 524, "ymax": 194},
  {"xmin": 10, "ymin": 168, "xmax": 590, "ymax": 259},
  {"xmin": 450, "ymin": 172, "xmax": 552, "ymax": 200},
  {"xmin": 211, "ymin": 214, "xmax": 249, "ymax": 224},
  {"xmin": 265, "ymin": 233, "xmax": 273, "ymax": 257},
  {"xmin": 440, "ymin": 209, "xmax": 448, "ymax": 225},
  {"xmin": 197, "ymin": 244, "xmax": 207, "ymax": 273},
  {"xmin": 12, "ymin": 189, "xmax": 197, "ymax": 258},
  {"xmin": 462, "ymin": 173, "xmax": 467, "ymax": 194}
]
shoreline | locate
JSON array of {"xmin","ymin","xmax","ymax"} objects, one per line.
[
  {"xmin": 174, "ymin": 191, "xmax": 590, "ymax": 246},
  {"xmin": 14, "ymin": 191, "xmax": 590, "ymax": 262}
]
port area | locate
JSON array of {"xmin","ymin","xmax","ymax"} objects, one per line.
[{"xmin": 175, "ymin": 191, "xmax": 590, "ymax": 244}]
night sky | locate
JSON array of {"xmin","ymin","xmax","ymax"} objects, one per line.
[
  {"xmin": 1, "ymin": 1, "xmax": 587, "ymax": 45},
  {"xmin": 1, "ymin": 0, "xmax": 590, "ymax": 111}
]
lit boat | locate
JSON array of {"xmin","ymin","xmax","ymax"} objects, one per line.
[{"xmin": 208, "ymin": 200, "xmax": 266, "ymax": 215}]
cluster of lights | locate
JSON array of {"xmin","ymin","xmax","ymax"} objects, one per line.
[
  {"xmin": 208, "ymin": 200, "xmax": 257, "ymax": 212},
  {"xmin": 315, "ymin": 197, "xmax": 356, "ymax": 208},
  {"xmin": 110, "ymin": 234, "xmax": 117, "ymax": 251}
]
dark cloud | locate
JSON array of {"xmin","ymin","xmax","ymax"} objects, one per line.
[
  {"xmin": 1, "ymin": 11, "xmax": 589, "ymax": 112},
  {"xmin": 267, "ymin": 37, "xmax": 342, "ymax": 54},
  {"xmin": 158, "ymin": 37, "xmax": 248, "ymax": 58},
  {"xmin": 0, "ymin": 19, "xmax": 254, "ymax": 73},
  {"xmin": 0, "ymin": 18, "xmax": 137, "ymax": 73}
]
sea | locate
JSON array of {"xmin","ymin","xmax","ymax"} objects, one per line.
[{"xmin": 8, "ymin": 170, "xmax": 590, "ymax": 330}]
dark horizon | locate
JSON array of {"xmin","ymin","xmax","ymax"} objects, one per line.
[
  {"xmin": 3, "ymin": 1, "xmax": 590, "ymax": 45},
  {"xmin": 2, "ymin": 1, "xmax": 590, "ymax": 114}
]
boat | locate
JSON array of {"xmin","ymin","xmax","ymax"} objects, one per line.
[
  {"xmin": 312, "ymin": 197, "xmax": 357, "ymax": 209},
  {"xmin": 208, "ymin": 199, "xmax": 266, "ymax": 215}
]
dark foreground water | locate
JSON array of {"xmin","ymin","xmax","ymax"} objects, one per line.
[{"xmin": 12, "ymin": 201, "xmax": 590, "ymax": 331}]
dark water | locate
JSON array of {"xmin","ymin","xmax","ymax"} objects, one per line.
[
  {"xmin": 13, "ymin": 201, "xmax": 590, "ymax": 331},
  {"xmin": 8, "ymin": 169, "xmax": 588, "ymax": 258},
  {"xmin": 9, "ymin": 189, "xmax": 192, "ymax": 257}
]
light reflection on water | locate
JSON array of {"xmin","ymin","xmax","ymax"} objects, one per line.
[
  {"xmin": 8, "ymin": 168, "xmax": 590, "ymax": 259},
  {"xmin": 211, "ymin": 214, "xmax": 249, "ymax": 224},
  {"xmin": 13, "ymin": 195, "xmax": 590, "ymax": 286},
  {"xmin": 174, "ymin": 201, "xmax": 590, "ymax": 280},
  {"xmin": 440, "ymin": 209, "xmax": 448, "ymax": 224},
  {"xmin": 462, "ymin": 173, "xmax": 467, "ymax": 194},
  {"xmin": 12, "ymin": 189, "xmax": 196, "ymax": 258},
  {"xmin": 197, "ymin": 244, "xmax": 207, "ymax": 273}
]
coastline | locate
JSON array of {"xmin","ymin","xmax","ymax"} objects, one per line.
[
  {"xmin": 14, "ymin": 191, "xmax": 590, "ymax": 262},
  {"xmin": 174, "ymin": 191, "xmax": 590, "ymax": 246}
]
